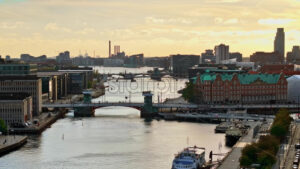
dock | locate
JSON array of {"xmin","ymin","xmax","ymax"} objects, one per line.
[{"xmin": 0, "ymin": 135, "xmax": 27, "ymax": 156}]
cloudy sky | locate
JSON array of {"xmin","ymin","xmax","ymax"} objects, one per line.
[{"xmin": 0, "ymin": 0, "xmax": 300, "ymax": 58}]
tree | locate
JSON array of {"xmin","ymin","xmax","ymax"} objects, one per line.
[
  {"xmin": 182, "ymin": 82, "xmax": 194, "ymax": 102},
  {"xmin": 0, "ymin": 118, "xmax": 7, "ymax": 134}
]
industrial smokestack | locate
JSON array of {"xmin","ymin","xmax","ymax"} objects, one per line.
[{"xmin": 109, "ymin": 40, "xmax": 111, "ymax": 57}]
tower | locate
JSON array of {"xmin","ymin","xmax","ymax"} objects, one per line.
[
  {"xmin": 215, "ymin": 44, "xmax": 229, "ymax": 64},
  {"xmin": 274, "ymin": 28, "xmax": 285, "ymax": 62},
  {"xmin": 109, "ymin": 40, "xmax": 111, "ymax": 58}
]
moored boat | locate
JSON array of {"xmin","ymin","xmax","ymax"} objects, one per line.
[{"xmin": 172, "ymin": 146, "xmax": 206, "ymax": 169}]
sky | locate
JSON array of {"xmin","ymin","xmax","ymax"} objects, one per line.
[{"xmin": 0, "ymin": 0, "xmax": 300, "ymax": 58}]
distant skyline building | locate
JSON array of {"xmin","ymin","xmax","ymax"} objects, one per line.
[
  {"xmin": 215, "ymin": 44, "xmax": 229, "ymax": 64},
  {"xmin": 274, "ymin": 28, "xmax": 285, "ymax": 60},
  {"xmin": 201, "ymin": 49, "xmax": 215, "ymax": 64},
  {"xmin": 287, "ymin": 46, "xmax": 300, "ymax": 64},
  {"xmin": 114, "ymin": 45, "xmax": 120, "ymax": 55},
  {"xmin": 229, "ymin": 52, "xmax": 243, "ymax": 62}
]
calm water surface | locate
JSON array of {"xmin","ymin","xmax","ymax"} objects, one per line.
[{"xmin": 0, "ymin": 67, "xmax": 230, "ymax": 169}]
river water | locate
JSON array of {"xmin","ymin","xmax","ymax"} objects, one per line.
[{"xmin": 0, "ymin": 67, "xmax": 230, "ymax": 169}]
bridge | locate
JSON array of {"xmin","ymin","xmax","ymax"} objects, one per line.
[{"xmin": 42, "ymin": 102, "xmax": 299, "ymax": 109}]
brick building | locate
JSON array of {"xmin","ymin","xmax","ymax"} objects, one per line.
[
  {"xmin": 193, "ymin": 72, "xmax": 287, "ymax": 104},
  {"xmin": 250, "ymin": 51, "xmax": 283, "ymax": 65}
]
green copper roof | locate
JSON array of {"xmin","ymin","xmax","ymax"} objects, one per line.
[{"xmin": 192, "ymin": 73, "xmax": 281, "ymax": 85}]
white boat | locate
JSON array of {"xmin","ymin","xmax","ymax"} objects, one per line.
[{"xmin": 172, "ymin": 146, "xmax": 206, "ymax": 169}]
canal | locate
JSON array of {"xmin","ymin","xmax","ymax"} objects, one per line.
[{"xmin": 0, "ymin": 67, "xmax": 231, "ymax": 169}]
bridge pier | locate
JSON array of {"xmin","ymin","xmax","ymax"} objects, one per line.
[
  {"xmin": 141, "ymin": 91, "xmax": 158, "ymax": 119},
  {"xmin": 74, "ymin": 91, "xmax": 95, "ymax": 117}
]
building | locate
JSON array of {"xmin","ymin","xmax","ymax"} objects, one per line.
[
  {"xmin": 274, "ymin": 28, "xmax": 285, "ymax": 60},
  {"xmin": 0, "ymin": 93, "xmax": 32, "ymax": 127},
  {"xmin": 287, "ymin": 75, "xmax": 300, "ymax": 103},
  {"xmin": 56, "ymin": 51, "xmax": 72, "ymax": 65},
  {"xmin": 0, "ymin": 76, "xmax": 42, "ymax": 116},
  {"xmin": 0, "ymin": 62, "xmax": 37, "ymax": 75},
  {"xmin": 125, "ymin": 54, "xmax": 144, "ymax": 68},
  {"xmin": 215, "ymin": 44, "xmax": 229, "ymax": 64},
  {"xmin": 171, "ymin": 54, "xmax": 200, "ymax": 77},
  {"xmin": 103, "ymin": 58, "xmax": 124, "ymax": 67},
  {"xmin": 259, "ymin": 64, "xmax": 294, "ymax": 73},
  {"xmin": 229, "ymin": 52, "xmax": 243, "ymax": 62},
  {"xmin": 287, "ymin": 46, "xmax": 300, "ymax": 64},
  {"xmin": 188, "ymin": 64, "xmax": 243, "ymax": 79},
  {"xmin": 193, "ymin": 72, "xmax": 287, "ymax": 104},
  {"xmin": 201, "ymin": 50, "xmax": 215, "ymax": 64},
  {"xmin": 250, "ymin": 51, "xmax": 283, "ymax": 65},
  {"xmin": 37, "ymin": 72, "xmax": 68, "ymax": 101},
  {"xmin": 114, "ymin": 45, "xmax": 120, "ymax": 55},
  {"xmin": 20, "ymin": 54, "xmax": 47, "ymax": 63}
]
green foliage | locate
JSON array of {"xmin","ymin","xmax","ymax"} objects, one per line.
[
  {"xmin": 0, "ymin": 118, "xmax": 7, "ymax": 134},
  {"xmin": 240, "ymin": 109, "xmax": 291, "ymax": 169},
  {"xmin": 182, "ymin": 82, "xmax": 194, "ymax": 102},
  {"xmin": 270, "ymin": 108, "xmax": 292, "ymax": 141}
]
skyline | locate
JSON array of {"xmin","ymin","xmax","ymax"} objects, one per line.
[{"xmin": 0, "ymin": 0, "xmax": 300, "ymax": 58}]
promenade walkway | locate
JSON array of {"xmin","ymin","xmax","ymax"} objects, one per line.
[
  {"xmin": 0, "ymin": 135, "xmax": 27, "ymax": 156},
  {"xmin": 218, "ymin": 122, "xmax": 261, "ymax": 169}
]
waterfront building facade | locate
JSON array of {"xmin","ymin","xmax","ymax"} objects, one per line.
[
  {"xmin": 0, "ymin": 93, "xmax": 32, "ymax": 127},
  {"xmin": 0, "ymin": 76, "xmax": 42, "ymax": 116},
  {"xmin": 193, "ymin": 72, "xmax": 287, "ymax": 104}
]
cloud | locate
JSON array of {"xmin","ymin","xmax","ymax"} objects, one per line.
[
  {"xmin": 214, "ymin": 18, "xmax": 239, "ymax": 24},
  {"xmin": 145, "ymin": 17, "xmax": 193, "ymax": 25},
  {"xmin": 44, "ymin": 23, "xmax": 72, "ymax": 33},
  {"xmin": 0, "ymin": 22, "xmax": 24, "ymax": 29},
  {"xmin": 258, "ymin": 18, "xmax": 296, "ymax": 25}
]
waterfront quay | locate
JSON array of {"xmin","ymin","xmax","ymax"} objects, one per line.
[
  {"xmin": 217, "ymin": 122, "xmax": 261, "ymax": 169},
  {"xmin": 0, "ymin": 135, "xmax": 27, "ymax": 157},
  {"xmin": 10, "ymin": 110, "xmax": 67, "ymax": 135}
]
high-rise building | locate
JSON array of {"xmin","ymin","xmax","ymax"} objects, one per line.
[
  {"xmin": 274, "ymin": 28, "xmax": 285, "ymax": 61},
  {"xmin": 114, "ymin": 45, "xmax": 120, "ymax": 55},
  {"xmin": 215, "ymin": 44, "xmax": 229, "ymax": 64}
]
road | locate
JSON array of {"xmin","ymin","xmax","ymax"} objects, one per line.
[{"xmin": 282, "ymin": 123, "xmax": 300, "ymax": 169}]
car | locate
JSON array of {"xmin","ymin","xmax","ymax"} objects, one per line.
[
  {"xmin": 293, "ymin": 159, "xmax": 299, "ymax": 165},
  {"xmin": 295, "ymin": 143, "xmax": 300, "ymax": 150},
  {"xmin": 293, "ymin": 164, "xmax": 298, "ymax": 169}
]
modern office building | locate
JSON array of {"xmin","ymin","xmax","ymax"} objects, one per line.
[
  {"xmin": 0, "ymin": 93, "xmax": 32, "ymax": 127},
  {"xmin": 171, "ymin": 54, "xmax": 200, "ymax": 77},
  {"xmin": 193, "ymin": 72, "xmax": 287, "ymax": 104},
  {"xmin": 37, "ymin": 72, "xmax": 68, "ymax": 101},
  {"xmin": 0, "ymin": 62, "xmax": 37, "ymax": 75},
  {"xmin": 215, "ymin": 44, "xmax": 229, "ymax": 64},
  {"xmin": 0, "ymin": 76, "xmax": 42, "ymax": 116},
  {"xmin": 274, "ymin": 28, "xmax": 285, "ymax": 60}
]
